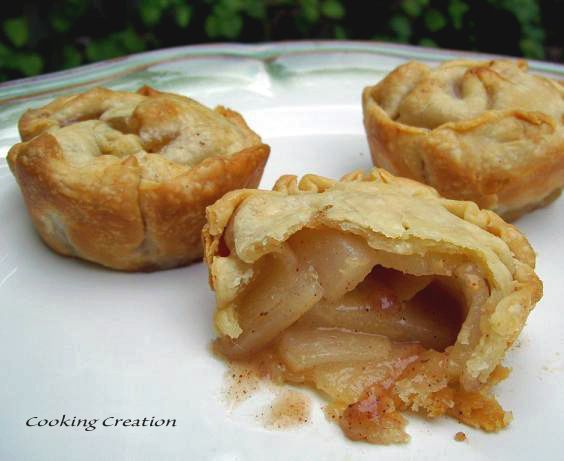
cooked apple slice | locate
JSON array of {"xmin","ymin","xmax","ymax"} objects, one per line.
[
  {"xmin": 309, "ymin": 343, "xmax": 423, "ymax": 403},
  {"xmin": 296, "ymin": 273, "xmax": 463, "ymax": 350},
  {"xmin": 218, "ymin": 244, "xmax": 322, "ymax": 358},
  {"xmin": 277, "ymin": 327, "xmax": 391, "ymax": 372},
  {"xmin": 288, "ymin": 227, "xmax": 377, "ymax": 302}
]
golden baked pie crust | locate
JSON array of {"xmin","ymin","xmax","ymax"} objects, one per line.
[
  {"xmin": 8, "ymin": 86, "xmax": 269, "ymax": 271},
  {"xmin": 362, "ymin": 60, "xmax": 564, "ymax": 220}
]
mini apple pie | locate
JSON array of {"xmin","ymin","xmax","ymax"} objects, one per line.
[
  {"xmin": 363, "ymin": 59, "xmax": 564, "ymax": 220},
  {"xmin": 203, "ymin": 168, "xmax": 542, "ymax": 444},
  {"xmin": 7, "ymin": 86, "xmax": 269, "ymax": 271}
]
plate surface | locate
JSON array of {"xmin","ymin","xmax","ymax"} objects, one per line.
[{"xmin": 1, "ymin": 42, "xmax": 563, "ymax": 461}]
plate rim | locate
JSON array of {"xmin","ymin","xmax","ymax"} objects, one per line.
[{"xmin": 1, "ymin": 40, "xmax": 563, "ymax": 105}]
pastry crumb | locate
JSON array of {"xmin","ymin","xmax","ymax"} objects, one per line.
[{"xmin": 454, "ymin": 431, "xmax": 467, "ymax": 442}]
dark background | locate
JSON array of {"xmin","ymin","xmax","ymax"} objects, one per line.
[{"xmin": 1, "ymin": 0, "xmax": 562, "ymax": 83}]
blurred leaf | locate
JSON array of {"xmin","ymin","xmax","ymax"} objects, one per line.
[
  {"xmin": 122, "ymin": 28, "xmax": 145, "ymax": 53},
  {"xmin": 205, "ymin": 8, "xmax": 243, "ymax": 39},
  {"xmin": 300, "ymin": 0, "xmax": 320, "ymax": 23},
  {"xmin": 220, "ymin": 15, "xmax": 243, "ymax": 38},
  {"xmin": 86, "ymin": 40, "xmax": 121, "ymax": 61},
  {"xmin": 493, "ymin": 0, "xmax": 538, "ymax": 24},
  {"xmin": 321, "ymin": 0, "xmax": 345, "ymax": 19},
  {"xmin": 222, "ymin": 0, "xmax": 243, "ymax": 9},
  {"xmin": 424, "ymin": 9, "xmax": 447, "ymax": 32},
  {"xmin": 520, "ymin": 38, "xmax": 545, "ymax": 59},
  {"xmin": 139, "ymin": 0, "xmax": 165, "ymax": 27},
  {"xmin": 243, "ymin": 0, "xmax": 266, "ymax": 19},
  {"xmin": 334, "ymin": 24, "xmax": 346, "ymax": 39},
  {"xmin": 62, "ymin": 45, "xmax": 82, "ymax": 68},
  {"xmin": 85, "ymin": 28, "xmax": 145, "ymax": 62},
  {"xmin": 204, "ymin": 15, "xmax": 218, "ymax": 37},
  {"xmin": 448, "ymin": 0, "xmax": 469, "ymax": 30},
  {"xmin": 50, "ymin": 15, "xmax": 72, "ymax": 33},
  {"xmin": 49, "ymin": 0, "xmax": 88, "ymax": 33},
  {"xmin": 0, "ymin": 42, "xmax": 11, "ymax": 59},
  {"xmin": 3, "ymin": 17, "xmax": 28, "ymax": 48},
  {"xmin": 401, "ymin": 0, "xmax": 429, "ymax": 17},
  {"xmin": 389, "ymin": 15, "xmax": 411, "ymax": 41},
  {"xmin": 0, "ymin": 0, "xmax": 554, "ymax": 82},
  {"xmin": 15, "ymin": 53, "xmax": 43, "ymax": 76},
  {"xmin": 524, "ymin": 25, "xmax": 544, "ymax": 41},
  {"xmin": 175, "ymin": 4, "xmax": 192, "ymax": 27},
  {"xmin": 419, "ymin": 37, "xmax": 437, "ymax": 47}
]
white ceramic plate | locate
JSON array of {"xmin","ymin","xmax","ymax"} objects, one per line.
[{"xmin": 1, "ymin": 42, "xmax": 563, "ymax": 461}]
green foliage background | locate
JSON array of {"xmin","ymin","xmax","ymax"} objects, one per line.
[{"xmin": 0, "ymin": 0, "xmax": 561, "ymax": 82}]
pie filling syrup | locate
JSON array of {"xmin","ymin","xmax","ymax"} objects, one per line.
[{"xmin": 214, "ymin": 228, "xmax": 511, "ymax": 444}]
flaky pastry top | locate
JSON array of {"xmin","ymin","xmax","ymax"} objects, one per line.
[
  {"xmin": 371, "ymin": 59, "xmax": 563, "ymax": 130},
  {"xmin": 18, "ymin": 86, "xmax": 261, "ymax": 169},
  {"xmin": 205, "ymin": 169, "xmax": 535, "ymax": 273}
]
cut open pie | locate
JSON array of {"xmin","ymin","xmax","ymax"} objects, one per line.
[
  {"xmin": 7, "ymin": 86, "xmax": 269, "ymax": 271},
  {"xmin": 363, "ymin": 59, "xmax": 564, "ymax": 220},
  {"xmin": 203, "ymin": 168, "xmax": 542, "ymax": 444}
]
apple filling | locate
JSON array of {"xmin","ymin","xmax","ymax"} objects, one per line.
[{"xmin": 214, "ymin": 227, "xmax": 510, "ymax": 444}]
